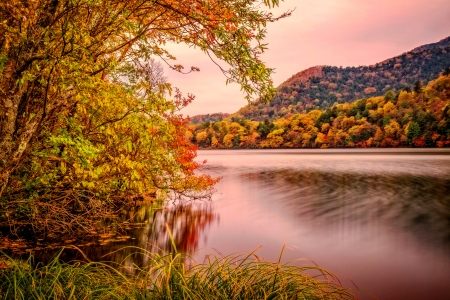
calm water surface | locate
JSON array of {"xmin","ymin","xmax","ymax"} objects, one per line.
[
  {"xmin": 44, "ymin": 149, "xmax": 450, "ymax": 299},
  {"xmin": 191, "ymin": 149, "xmax": 450, "ymax": 300}
]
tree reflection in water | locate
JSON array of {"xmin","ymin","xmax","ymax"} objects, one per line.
[
  {"xmin": 35, "ymin": 202, "xmax": 218, "ymax": 271},
  {"xmin": 241, "ymin": 169, "xmax": 450, "ymax": 247}
]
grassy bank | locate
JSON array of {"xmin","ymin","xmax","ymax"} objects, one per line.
[{"xmin": 0, "ymin": 247, "xmax": 360, "ymax": 300}]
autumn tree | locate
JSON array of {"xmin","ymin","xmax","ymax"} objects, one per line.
[
  {"xmin": 0, "ymin": 0, "xmax": 288, "ymax": 234},
  {"xmin": 261, "ymin": 128, "xmax": 284, "ymax": 148}
]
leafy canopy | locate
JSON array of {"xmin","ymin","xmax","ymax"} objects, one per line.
[{"xmin": 0, "ymin": 0, "xmax": 288, "ymax": 234}]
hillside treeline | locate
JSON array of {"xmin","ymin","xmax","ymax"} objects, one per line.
[
  {"xmin": 189, "ymin": 75, "xmax": 450, "ymax": 148},
  {"xmin": 235, "ymin": 37, "xmax": 450, "ymax": 121}
]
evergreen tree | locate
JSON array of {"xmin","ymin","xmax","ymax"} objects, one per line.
[
  {"xmin": 384, "ymin": 90, "xmax": 396, "ymax": 102},
  {"xmin": 407, "ymin": 122, "xmax": 421, "ymax": 145},
  {"xmin": 414, "ymin": 81, "xmax": 423, "ymax": 94},
  {"xmin": 444, "ymin": 67, "xmax": 450, "ymax": 76}
]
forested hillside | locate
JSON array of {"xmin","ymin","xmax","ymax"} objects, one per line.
[
  {"xmin": 235, "ymin": 36, "xmax": 450, "ymax": 121},
  {"xmin": 189, "ymin": 75, "xmax": 450, "ymax": 148},
  {"xmin": 190, "ymin": 113, "xmax": 230, "ymax": 124}
]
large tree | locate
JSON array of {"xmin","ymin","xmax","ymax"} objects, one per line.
[{"xmin": 0, "ymin": 0, "xmax": 287, "ymax": 234}]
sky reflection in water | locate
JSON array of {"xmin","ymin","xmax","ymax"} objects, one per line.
[
  {"xmin": 39, "ymin": 149, "xmax": 450, "ymax": 299},
  {"xmin": 194, "ymin": 149, "xmax": 450, "ymax": 300}
]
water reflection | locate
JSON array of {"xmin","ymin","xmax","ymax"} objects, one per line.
[
  {"xmin": 37, "ymin": 203, "xmax": 218, "ymax": 269},
  {"xmin": 240, "ymin": 169, "xmax": 450, "ymax": 246},
  {"xmin": 194, "ymin": 149, "xmax": 450, "ymax": 300}
]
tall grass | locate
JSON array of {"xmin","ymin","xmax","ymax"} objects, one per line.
[
  {"xmin": 0, "ymin": 253, "xmax": 142, "ymax": 299},
  {"xmin": 0, "ymin": 245, "xmax": 361, "ymax": 300}
]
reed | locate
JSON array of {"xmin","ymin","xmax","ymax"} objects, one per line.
[{"xmin": 0, "ymin": 246, "xmax": 360, "ymax": 300}]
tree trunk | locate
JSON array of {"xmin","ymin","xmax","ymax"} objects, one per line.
[{"xmin": 0, "ymin": 78, "xmax": 43, "ymax": 198}]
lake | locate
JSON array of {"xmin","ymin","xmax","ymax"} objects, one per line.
[
  {"xmin": 192, "ymin": 149, "xmax": 450, "ymax": 300},
  {"xmin": 40, "ymin": 149, "xmax": 450, "ymax": 299}
]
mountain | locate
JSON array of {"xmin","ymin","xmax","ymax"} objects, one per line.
[
  {"xmin": 233, "ymin": 36, "xmax": 450, "ymax": 121},
  {"xmin": 412, "ymin": 36, "xmax": 450, "ymax": 52}
]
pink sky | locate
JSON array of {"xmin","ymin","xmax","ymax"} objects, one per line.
[{"xmin": 163, "ymin": 0, "xmax": 450, "ymax": 117}]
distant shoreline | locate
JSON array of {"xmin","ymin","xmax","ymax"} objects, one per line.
[{"xmin": 197, "ymin": 148, "xmax": 450, "ymax": 155}]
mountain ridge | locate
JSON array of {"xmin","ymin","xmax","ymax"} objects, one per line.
[
  {"xmin": 190, "ymin": 36, "xmax": 450, "ymax": 123},
  {"xmin": 234, "ymin": 35, "xmax": 450, "ymax": 121},
  {"xmin": 411, "ymin": 36, "xmax": 450, "ymax": 52}
]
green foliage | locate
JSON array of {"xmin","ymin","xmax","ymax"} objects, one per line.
[
  {"xmin": 233, "ymin": 134, "xmax": 242, "ymax": 148},
  {"xmin": 384, "ymin": 90, "xmax": 396, "ymax": 102},
  {"xmin": 257, "ymin": 122, "xmax": 271, "ymax": 138},
  {"xmin": 407, "ymin": 122, "xmax": 422, "ymax": 144}
]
